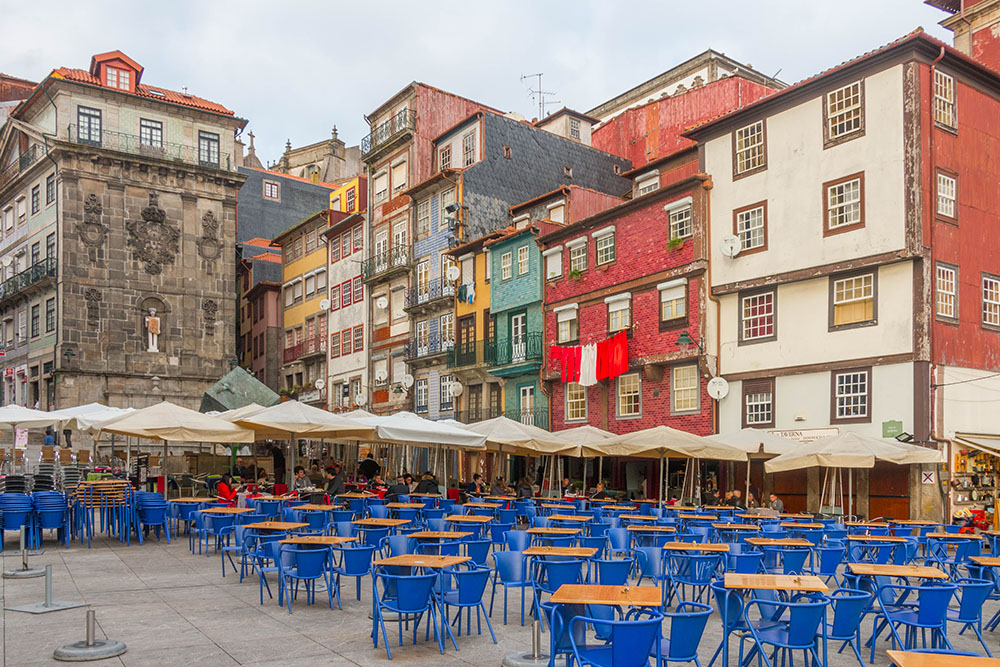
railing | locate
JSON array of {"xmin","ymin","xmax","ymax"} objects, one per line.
[
  {"xmin": 447, "ymin": 339, "xmax": 495, "ymax": 369},
  {"xmin": 361, "ymin": 246, "xmax": 410, "ymax": 281},
  {"xmin": 0, "ymin": 145, "xmax": 44, "ymax": 191},
  {"xmin": 361, "ymin": 109, "xmax": 417, "ymax": 156},
  {"xmin": 404, "ymin": 278, "xmax": 455, "ymax": 308},
  {"xmin": 67, "ymin": 125, "xmax": 231, "ymax": 170},
  {"xmin": 505, "ymin": 408, "xmax": 549, "ymax": 430},
  {"xmin": 282, "ymin": 335, "xmax": 326, "ymax": 364},
  {"xmin": 453, "ymin": 406, "xmax": 503, "ymax": 425},
  {"xmin": 403, "ymin": 332, "xmax": 454, "ymax": 360},
  {"xmin": 489, "ymin": 333, "xmax": 544, "ymax": 367},
  {"xmin": 0, "ymin": 258, "xmax": 57, "ymax": 303}
]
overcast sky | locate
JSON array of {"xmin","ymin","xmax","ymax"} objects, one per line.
[{"xmin": 2, "ymin": 1, "xmax": 953, "ymax": 163}]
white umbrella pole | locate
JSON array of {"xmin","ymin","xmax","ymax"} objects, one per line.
[
  {"xmin": 848, "ymin": 469, "xmax": 853, "ymax": 519},
  {"xmin": 598, "ymin": 456, "xmax": 603, "ymax": 485},
  {"xmin": 659, "ymin": 455, "xmax": 664, "ymax": 504},
  {"xmin": 289, "ymin": 432, "xmax": 295, "ymax": 488},
  {"xmin": 162, "ymin": 440, "xmax": 168, "ymax": 500}
]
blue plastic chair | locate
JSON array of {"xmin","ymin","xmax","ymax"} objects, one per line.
[
  {"xmin": 332, "ymin": 521, "xmax": 356, "ymax": 538},
  {"xmin": 371, "ymin": 569, "xmax": 442, "ymax": 659},
  {"xmin": 256, "ymin": 499, "xmax": 280, "ymax": 518},
  {"xmin": 665, "ymin": 552, "xmax": 722, "ymax": 606},
  {"xmin": 503, "ymin": 529, "xmax": 531, "ymax": 552},
  {"xmin": 578, "ymin": 535, "xmax": 608, "ymax": 560},
  {"xmin": 763, "ymin": 545, "xmax": 810, "ymax": 574},
  {"xmin": 653, "ymin": 602, "xmax": 712, "ymax": 666},
  {"xmin": 369, "ymin": 504, "xmax": 390, "ymax": 519},
  {"xmin": 869, "ymin": 582, "xmax": 957, "ymax": 662},
  {"xmin": 254, "ymin": 538, "xmax": 284, "ymax": 605},
  {"xmin": 463, "ymin": 539, "xmax": 491, "ymax": 566},
  {"xmin": 490, "ymin": 550, "xmax": 530, "ymax": 625},
  {"xmin": 219, "ymin": 523, "xmax": 250, "ymax": 577},
  {"xmin": 531, "ymin": 558, "xmax": 584, "ymax": 627},
  {"xmin": 946, "ymin": 578, "xmax": 994, "ymax": 657},
  {"xmin": 706, "ymin": 580, "xmax": 780, "ymax": 667},
  {"xmin": 381, "ymin": 534, "xmax": 416, "ymax": 557},
  {"xmin": 360, "ymin": 526, "xmax": 390, "ymax": 554},
  {"xmin": 808, "ymin": 545, "xmax": 845, "ymax": 585},
  {"xmin": 280, "ymin": 544, "xmax": 337, "ymax": 612},
  {"xmin": 594, "ymin": 557, "xmax": 634, "ymax": 586},
  {"xmin": 490, "ymin": 522, "xmax": 514, "ymax": 550},
  {"xmin": 608, "ymin": 528, "xmax": 632, "ymax": 557},
  {"xmin": 332, "ymin": 544, "xmax": 376, "ymax": 601},
  {"xmin": 742, "ymin": 594, "xmax": 830, "ymax": 667},
  {"xmin": 440, "ymin": 566, "xmax": 497, "ymax": 644},
  {"xmin": 824, "ymin": 588, "xmax": 872, "ymax": 667},
  {"xmin": 635, "ymin": 546, "xmax": 667, "ymax": 586},
  {"xmin": 728, "ymin": 551, "xmax": 764, "ymax": 575},
  {"xmin": 569, "ymin": 609, "xmax": 663, "ymax": 667}
]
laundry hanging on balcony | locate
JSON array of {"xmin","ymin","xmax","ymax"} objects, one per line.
[{"xmin": 549, "ymin": 330, "xmax": 628, "ymax": 386}]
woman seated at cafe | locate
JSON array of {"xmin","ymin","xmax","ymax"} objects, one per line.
[{"xmin": 216, "ymin": 473, "xmax": 240, "ymax": 504}]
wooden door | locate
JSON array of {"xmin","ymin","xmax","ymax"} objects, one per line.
[{"xmin": 868, "ymin": 462, "xmax": 910, "ymax": 520}]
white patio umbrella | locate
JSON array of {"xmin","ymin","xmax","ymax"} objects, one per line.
[
  {"xmin": 708, "ymin": 428, "xmax": 801, "ymax": 497},
  {"xmin": 72, "ymin": 407, "xmax": 137, "ymax": 433},
  {"xmin": 0, "ymin": 404, "xmax": 62, "ymax": 430},
  {"xmin": 552, "ymin": 425, "xmax": 617, "ymax": 494}
]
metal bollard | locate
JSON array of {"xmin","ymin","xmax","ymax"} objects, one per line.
[
  {"xmin": 6, "ymin": 563, "xmax": 85, "ymax": 614},
  {"xmin": 501, "ymin": 616, "xmax": 550, "ymax": 666},
  {"xmin": 53, "ymin": 610, "xmax": 127, "ymax": 661},
  {"xmin": 3, "ymin": 526, "xmax": 44, "ymax": 579},
  {"xmin": 86, "ymin": 610, "xmax": 96, "ymax": 647},
  {"xmin": 532, "ymin": 618, "xmax": 542, "ymax": 659}
]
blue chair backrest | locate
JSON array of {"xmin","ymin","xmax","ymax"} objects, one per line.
[
  {"xmin": 635, "ymin": 546, "xmax": 663, "ymax": 577},
  {"xmin": 578, "ymin": 536, "xmax": 607, "ymax": 557},
  {"xmin": 497, "ymin": 508, "xmax": 516, "ymax": 524},
  {"xmin": 369, "ymin": 505, "xmax": 390, "ymax": 519},
  {"xmin": 953, "ymin": 578, "xmax": 991, "ymax": 622},
  {"xmin": 416, "ymin": 541, "xmax": 459, "ymax": 556},
  {"xmin": 504, "ymin": 529, "xmax": 531, "ymax": 551},
  {"xmin": 785, "ymin": 597, "xmax": 830, "ymax": 642},
  {"xmin": 595, "ymin": 557, "xmax": 633, "ymax": 585},
  {"xmin": 590, "ymin": 522, "xmax": 611, "ymax": 537},
  {"xmin": 360, "ymin": 526, "xmax": 389, "ymax": 547},
  {"xmin": 664, "ymin": 602, "xmax": 712, "ymax": 660},
  {"xmin": 348, "ymin": 498, "xmax": 365, "ymax": 515},
  {"xmin": 422, "ymin": 508, "xmax": 445, "ymax": 521},
  {"xmin": 382, "ymin": 534, "xmax": 416, "ymax": 557},
  {"xmin": 571, "ymin": 613, "xmax": 662, "ymax": 666},
  {"xmin": 281, "ymin": 507, "xmax": 300, "ymax": 523},
  {"xmin": 334, "ymin": 521, "xmax": 356, "ymax": 537},
  {"xmin": 282, "ymin": 544, "xmax": 329, "ymax": 578},
  {"xmin": 608, "ymin": 528, "xmax": 631, "ymax": 551},
  {"xmin": 256, "ymin": 500, "xmax": 280, "ymax": 518},
  {"xmin": 490, "ymin": 522, "xmax": 514, "ymax": 544},
  {"xmin": 302, "ymin": 511, "xmax": 326, "ymax": 531},
  {"xmin": 814, "ymin": 545, "xmax": 845, "ymax": 574},
  {"xmin": 535, "ymin": 559, "xmax": 584, "ymax": 593},
  {"xmin": 532, "ymin": 516, "xmax": 552, "ymax": 529},
  {"xmin": 493, "ymin": 550, "xmax": 526, "ymax": 584},
  {"xmin": 464, "ymin": 539, "xmax": 491, "ymax": 566},
  {"xmin": 208, "ymin": 514, "xmax": 236, "ymax": 533},
  {"xmin": 330, "ymin": 509, "xmax": 353, "ymax": 523},
  {"xmin": 426, "ymin": 518, "xmax": 446, "ymax": 532},
  {"xmin": 337, "ymin": 544, "xmax": 375, "ymax": 574},
  {"xmin": 450, "ymin": 566, "xmax": 491, "ymax": 604},
  {"xmin": 829, "ymin": 588, "xmax": 873, "ymax": 637},
  {"xmin": 729, "ymin": 551, "xmax": 763, "ymax": 574},
  {"xmin": 375, "ymin": 571, "xmax": 436, "ymax": 613},
  {"xmin": 779, "ymin": 547, "xmax": 810, "ymax": 573},
  {"xmin": 669, "ymin": 553, "xmax": 721, "ymax": 584},
  {"xmin": 396, "ymin": 508, "xmax": 419, "ymax": 523}
]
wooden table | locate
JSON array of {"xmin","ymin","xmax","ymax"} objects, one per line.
[
  {"xmin": 845, "ymin": 521, "xmax": 890, "ymax": 527},
  {"xmin": 527, "ymin": 527, "xmax": 581, "ymax": 535},
  {"xmin": 619, "ymin": 514, "xmax": 657, "ymax": 521},
  {"xmin": 847, "ymin": 535, "xmax": 908, "ymax": 543},
  {"xmin": 373, "ymin": 554, "xmax": 470, "ymax": 569},
  {"xmin": 548, "ymin": 514, "xmax": 591, "ymax": 522},
  {"xmin": 242, "ymin": 521, "xmax": 308, "ymax": 531},
  {"xmin": 889, "ymin": 520, "xmax": 938, "ymax": 526},
  {"xmin": 704, "ymin": 505, "xmax": 736, "ymax": 511},
  {"xmin": 724, "ymin": 573, "xmax": 828, "ymax": 592},
  {"xmin": 633, "ymin": 499, "xmax": 663, "ymax": 505},
  {"xmin": 981, "ymin": 530, "xmax": 1000, "ymax": 536},
  {"xmin": 337, "ymin": 492, "xmax": 376, "ymax": 499},
  {"xmin": 279, "ymin": 535, "xmax": 356, "ymax": 546},
  {"xmin": 970, "ymin": 556, "xmax": 1000, "ymax": 567},
  {"xmin": 679, "ymin": 514, "xmax": 718, "ymax": 521},
  {"xmin": 484, "ymin": 496, "xmax": 515, "ymax": 501},
  {"xmin": 886, "ymin": 649, "xmax": 1000, "ymax": 666},
  {"xmin": 603, "ymin": 505, "xmax": 637, "ymax": 511},
  {"xmin": 444, "ymin": 514, "xmax": 491, "ymax": 523},
  {"xmin": 294, "ymin": 504, "xmax": 341, "ymax": 511},
  {"xmin": 199, "ymin": 507, "xmax": 252, "ymax": 515},
  {"xmin": 926, "ymin": 532, "xmax": 984, "ymax": 540},
  {"xmin": 170, "ymin": 497, "xmax": 210, "ymax": 503},
  {"xmin": 778, "ymin": 514, "xmax": 814, "ymax": 519},
  {"xmin": 781, "ymin": 522, "xmax": 824, "ymax": 529},
  {"xmin": 626, "ymin": 526, "xmax": 677, "ymax": 533},
  {"xmin": 549, "ymin": 584, "xmax": 662, "ymax": 607},
  {"xmin": 745, "ymin": 538, "xmax": 813, "ymax": 547},
  {"xmin": 523, "ymin": 546, "xmax": 597, "ymax": 558},
  {"xmin": 847, "ymin": 563, "xmax": 948, "ymax": 579},
  {"xmin": 662, "ymin": 542, "xmax": 729, "ymax": 552},
  {"xmin": 385, "ymin": 502, "xmax": 426, "ymax": 509},
  {"xmin": 667, "ymin": 506, "xmax": 698, "ymax": 512},
  {"xmin": 352, "ymin": 518, "xmax": 410, "ymax": 527},
  {"xmin": 541, "ymin": 504, "xmax": 576, "ymax": 510},
  {"xmin": 407, "ymin": 531, "xmax": 472, "ymax": 540},
  {"xmin": 713, "ymin": 523, "xmax": 760, "ymax": 531}
]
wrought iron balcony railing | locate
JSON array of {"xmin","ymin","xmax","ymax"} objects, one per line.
[
  {"xmin": 505, "ymin": 408, "xmax": 549, "ymax": 430},
  {"xmin": 0, "ymin": 145, "xmax": 44, "ymax": 191},
  {"xmin": 282, "ymin": 335, "xmax": 326, "ymax": 364},
  {"xmin": 403, "ymin": 332, "xmax": 454, "ymax": 360},
  {"xmin": 447, "ymin": 339, "xmax": 495, "ymax": 369},
  {"xmin": 361, "ymin": 246, "xmax": 410, "ymax": 281},
  {"xmin": 488, "ymin": 333, "xmax": 544, "ymax": 367},
  {"xmin": 67, "ymin": 125, "xmax": 231, "ymax": 170},
  {"xmin": 0, "ymin": 258, "xmax": 57, "ymax": 304},
  {"xmin": 453, "ymin": 406, "xmax": 503, "ymax": 425},
  {"xmin": 361, "ymin": 109, "xmax": 417, "ymax": 156},
  {"xmin": 404, "ymin": 278, "xmax": 455, "ymax": 309}
]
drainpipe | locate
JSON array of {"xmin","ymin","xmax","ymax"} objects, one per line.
[
  {"xmin": 700, "ymin": 175, "xmax": 720, "ymax": 434},
  {"xmin": 39, "ymin": 84, "xmax": 61, "ymax": 410}
]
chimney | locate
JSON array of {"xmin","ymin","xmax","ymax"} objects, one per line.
[{"xmin": 932, "ymin": 0, "xmax": 1000, "ymax": 71}]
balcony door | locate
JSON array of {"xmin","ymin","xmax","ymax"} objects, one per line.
[
  {"xmin": 375, "ymin": 230, "xmax": 388, "ymax": 271},
  {"xmin": 457, "ymin": 314, "xmax": 475, "ymax": 365},
  {"xmin": 392, "ymin": 221, "xmax": 408, "ymax": 266},
  {"xmin": 416, "ymin": 261, "xmax": 430, "ymax": 303},
  {"xmin": 416, "ymin": 320, "xmax": 429, "ymax": 357},
  {"xmin": 519, "ymin": 386, "xmax": 535, "ymax": 425},
  {"xmin": 467, "ymin": 383, "xmax": 482, "ymax": 422},
  {"xmin": 510, "ymin": 312, "xmax": 527, "ymax": 363}
]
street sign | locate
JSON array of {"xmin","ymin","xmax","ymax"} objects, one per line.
[
  {"xmin": 882, "ymin": 420, "xmax": 903, "ymax": 438},
  {"xmin": 921, "ymin": 471, "xmax": 937, "ymax": 485}
]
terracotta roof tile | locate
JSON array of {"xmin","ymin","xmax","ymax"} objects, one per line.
[
  {"xmin": 244, "ymin": 237, "xmax": 274, "ymax": 248},
  {"xmin": 51, "ymin": 67, "xmax": 234, "ymax": 116},
  {"xmin": 248, "ymin": 253, "xmax": 282, "ymax": 263}
]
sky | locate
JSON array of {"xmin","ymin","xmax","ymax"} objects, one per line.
[{"xmin": 1, "ymin": 1, "xmax": 954, "ymax": 164}]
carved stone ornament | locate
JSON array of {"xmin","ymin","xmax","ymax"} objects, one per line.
[
  {"xmin": 84, "ymin": 288, "xmax": 101, "ymax": 326},
  {"xmin": 202, "ymin": 298, "xmax": 218, "ymax": 334},
  {"xmin": 77, "ymin": 194, "xmax": 108, "ymax": 247},
  {"xmin": 125, "ymin": 192, "xmax": 179, "ymax": 275},
  {"xmin": 195, "ymin": 210, "xmax": 221, "ymax": 261}
]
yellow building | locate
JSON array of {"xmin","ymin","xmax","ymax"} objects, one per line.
[
  {"xmin": 329, "ymin": 175, "xmax": 367, "ymax": 215},
  {"xmin": 272, "ymin": 210, "xmax": 330, "ymax": 405}
]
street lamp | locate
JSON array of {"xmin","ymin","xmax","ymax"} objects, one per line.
[{"xmin": 675, "ymin": 330, "xmax": 704, "ymax": 354}]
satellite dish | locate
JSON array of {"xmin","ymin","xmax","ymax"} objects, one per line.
[
  {"xmin": 401, "ymin": 373, "xmax": 414, "ymax": 389},
  {"xmin": 720, "ymin": 235, "xmax": 741, "ymax": 258},
  {"xmin": 374, "ymin": 368, "xmax": 388, "ymax": 382},
  {"xmin": 319, "ymin": 298, "xmax": 330, "ymax": 311},
  {"xmin": 355, "ymin": 392, "xmax": 368, "ymax": 406},
  {"xmin": 376, "ymin": 296, "xmax": 389, "ymax": 310},
  {"xmin": 450, "ymin": 379, "xmax": 464, "ymax": 396},
  {"xmin": 707, "ymin": 376, "xmax": 730, "ymax": 401},
  {"xmin": 314, "ymin": 379, "xmax": 326, "ymax": 390},
  {"xmin": 445, "ymin": 265, "xmax": 461, "ymax": 281}
]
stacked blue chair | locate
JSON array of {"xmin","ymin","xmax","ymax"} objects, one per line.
[
  {"xmin": 33, "ymin": 491, "xmax": 70, "ymax": 547},
  {"xmin": 134, "ymin": 492, "xmax": 170, "ymax": 543},
  {"xmin": 1, "ymin": 493, "xmax": 35, "ymax": 547}
]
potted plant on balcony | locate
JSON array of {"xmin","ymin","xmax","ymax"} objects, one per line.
[
  {"xmin": 667, "ymin": 236, "xmax": 685, "ymax": 251},
  {"xmin": 569, "ymin": 268, "xmax": 582, "ymax": 281},
  {"xmin": 278, "ymin": 387, "xmax": 294, "ymax": 402}
]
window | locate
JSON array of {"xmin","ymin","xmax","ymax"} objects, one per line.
[
  {"xmin": 742, "ymin": 378, "xmax": 774, "ymax": 427},
  {"xmin": 463, "ymin": 132, "xmax": 476, "ymax": 166},
  {"xmin": 315, "ymin": 269, "xmax": 326, "ymax": 292},
  {"xmin": 415, "ymin": 379, "xmax": 429, "ymax": 412},
  {"xmin": 139, "ymin": 119, "xmax": 163, "ymax": 149},
  {"xmin": 833, "ymin": 368, "xmax": 870, "ymax": 422},
  {"xmin": 30, "ymin": 186, "xmax": 39, "ymax": 215},
  {"xmin": 341, "ymin": 329, "xmax": 352, "ymax": 356},
  {"xmin": 825, "ymin": 81, "xmax": 863, "ymax": 142},
  {"xmin": 304, "ymin": 273, "xmax": 316, "ymax": 298},
  {"xmin": 595, "ymin": 231, "xmax": 615, "ymax": 265},
  {"xmin": 284, "ymin": 285, "xmax": 295, "ymax": 307},
  {"xmin": 636, "ymin": 174, "xmax": 659, "ymax": 196},
  {"xmin": 373, "ymin": 172, "xmax": 388, "ymax": 203},
  {"xmin": 105, "ymin": 66, "xmax": 130, "ymax": 90},
  {"xmin": 330, "ymin": 235, "xmax": 340, "ymax": 262},
  {"xmin": 31, "ymin": 242, "xmax": 39, "ymax": 266},
  {"xmin": 517, "ymin": 246, "xmax": 529, "ymax": 275},
  {"xmin": 341, "ymin": 281, "xmax": 352, "ymax": 307},
  {"xmin": 936, "ymin": 172, "xmax": 957, "ymax": 220},
  {"xmin": 46, "ymin": 233, "xmax": 55, "ymax": 259},
  {"xmin": 671, "ymin": 365, "xmax": 699, "ymax": 414},
  {"xmin": 30, "ymin": 304, "xmax": 39, "ymax": 338},
  {"xmin": 607, "ymin": 296, "xmax": 631, "ymax": 333},
  {"xmin": 936, "ymin": 263, "xmax": 957, "ymax": 321},
  {"xmin": 547, "ymin": 203, "xmax": 565, "ymax": 223},
  {"xmin": 16, "ymin": 197, "xmax": 26, "ymax": 224},
  {"xmin": 566, "ymin": 382, "xmax": 587, "ymax": 421},
  {"xmin": 198, "ymin": 131, "xmax": 220, "ymax": 167},
  {"xmin": 831, "ymin": 272, "xmax": 875, "ymax": 328},
  {"xmin": 544, "ymin": 248, "xmax": 562, "ymax": 280},
  {"xmin": 391, "ymin": 159, "xmax": 407, "ymax": 193},
  {"xmin": 740, "ymin": 290, "xmax": 775, "ymax": 343},
  {"xmin": 353, "ymin": 224, "xmax": 363, "ymax": 251},
  {"xmin": 440, "ymin": 374, "xmax": 454, "ymax": 410},
  {"xmin": 934, "ymin": 70, "xmax": 956, "ymax": 129},
  {"xmin": 353, "ymin": 276, "xmax": 363, "ymax": 303},
  {"xmin": 329, "ymin": 282, "xmax": 340, "ymax": 310},
  {"xmin": 563, "ymin": 166, "xmax": 573, "ymax": 178},
  {"xmin": 263, "ymin": 180, "xmax": 280, "ymax": 201},
  {"xmin": 346, "ymin": 187, "xmax": 356, "ymax": 212},
  {"xmin": 734, "ymin": 120, "xmax": 766, "ymax": 176},
  {"xmin": 292, "ymin": 280, "xmax": 303, "ymax": 303},
  {"xmin": 440, "ymin": 313, "xmax": 454, "ymax": 348},
  {"xmin": 983, "ymin": 274, "xmax": 1000, "ymax": 328},
  {"xmin": 617, "ymin": 373, "xmax": 641, "ymax": 418},
  {"xmin": 733, "ymin": 202, "xmax": 767, "ymax": 253},
  {"xmin": 77, "ymin": 106, "xmax": 102, "ymax": 146},
  {"xmin": 501, "ymin": 252, "xmax": 512, "ymax": 280},
  {"xmin": 669, "ymin": 207, "xmax": 692, "ymax": 240},
  {"xmin": 440, "ymin": 189, "xmax": 455, "ymax": 230},
  {"xmin": 659, "ymin": 280, "xmax": 687, "ymax": 327},
  {"xmin": 502, "ymin": 145, "xmax": 512, "ymax": 159},
  {"xmin": 305, "ymin": 228, "xmax": 318, "ymax": 254},
  {"xmin": 330, "ymin": 332, "xmax": 341, "ymax": 358},
  {"xmin": 45, "ymin": 174, "xmax": 55, "ymax": 205},
  {"xmin": 824, "ymin": 173, "xmax": 864, "ymax": 234},
  {"xmin": 417, "ymin": 199, "xmax": 430, "ymax": 235},
  {"xmin": 342, "ymin": 232, "xmax": 351, "ymax": 258},
  {"xmin": 569, "ymin": 118, "xmax": 581, "ymax": 140},
  {"xmin": 353, "ymin": 325, "xmax": 364, "ymax": 352},
  {"xmin": 568, "ymin": 241, "xmax": 587, "ymax": 273},
  {"xmin": 556, "ymin": 306, "xmax": 578, "ymax": 343},
  {"xmin": 439, "ymin": 146, "xmax": 451, "ymax": 171}
]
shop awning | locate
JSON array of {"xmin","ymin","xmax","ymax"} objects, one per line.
[{"xmin": 955, "ymin": 433, "xmax": 1000, "ymax": 457}]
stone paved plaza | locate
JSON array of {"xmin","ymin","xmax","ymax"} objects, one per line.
[{"xmin": 0, "ymin": 533, "xmax": 996, "ymax": 666}]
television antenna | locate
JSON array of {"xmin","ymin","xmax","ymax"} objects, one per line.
[{"xmin": 521, "ymin": 73, "xmax": 560, "ymax": 120}]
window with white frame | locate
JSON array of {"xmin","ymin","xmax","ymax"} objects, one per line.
[
  {"xmin": 983, "ymin": 274, "xmax": 1000, "ymax": 327},
  {"xmin": 556, "ymin": 306, "xmax": 578, "ymax": 343},
  {"xmin": 440, "ymin": 374, "xmax": 454, "ymax": 410},
  {"xmin": 568, "ymin": 240, "xmax": 587, "ymax": 273},
  {"xmin": 734, "ymin": 121, "xmax": 765, "ymax": 175},
  {"xmin": 566, "ymin": 382, "xmax": 587, "ymax": 421},
  {"xmin": 636, "ymin": 173, "xmax": 659, "ymax": 196},
  {"xmin": 463, "ymin": 132, "xmax": 476, "ymax": 166},
  {"xmin": 263, "ymin": 180, "xmax": 280, "ymax": 201},
  {"xmin": 743, "ymin": 378, "xmax": 774, "ymax": 427},
  {"xmin": 671, "ymin": 365, "xmax": 699, "ymax": 413},
  {"xmin": 501, "ymin": 252, "xmax": 512, "ymax": 280},
  {"xmin": 669, "ymin": 206, "xmax": 692, "ymax": 239},
  {"xmin": 517, "ymin": 246, "xmax": 529, "ymax": 275},
  {"xmin": 595, "ymin": 230, "xmax": 615, "ymax": 265},
  {"xmin": 440, "ymin": 313, "xmax": 454, "ymax": 349},
  {"xmin": 607, "ymin": 296, "xmax": 631, "ymax": 333},
  {"xmin": 440, "ymin": 189, "xmax": 455, "ymax": 230},
  {"xmin": 826, "ymin": 175, "xmax": 863, "ymax": 230},
  {"xmin": 373, "ymin": 172, "xmax": 388, "ymax": 203},
  {"xmin": 569, "ymin": 118, "xmax": 581, "ymax": 140},
  {"xmin": 834, "ymin": 369, "xmax": 870, "ymax": 421},
  {"xmin": 937, "ymin": 172, "xmax": 957, "ymax": 219},
  {"xmin": 832, "ymin": 273, "xmax": 875, "ymax": 327},
  {"xmin": 439, "ymin": 146, "xmax": 451, "ymax": 170},
  {"xmin": 391, "ymin": 159, "xmax": 407, "ymax": 193},
  {"xmin": 741, "ymin": 291, "xmax": 775, "ymax": 342},
  {"xmin": 934, "ymin": 70, "xmax": 956, "ymax": 128},
  {"xmin": 304, "ymin": 273, "xmax": 316, "ymax": 297},
  {"xmin": 617, "ymin": 373, "xmax": 641, "ymax": 417},
  {"xmin": 139, "ymin": 119, "xmax": 163, "ymax": 149},
  {"xmin": 936, "ymin": 264, "xmax": 957, "ymax": 320},
  {"xmin": 415, "ymin": 379, "xmax": 428, "ymax": 412},
  {"xmin": 417, "ymin": 199, "xmax": 430, "ymax": 235},
  {"xmin": 547, "ymin": 202, "xmax": 565, "ymax": 223},
  {"xmin": 659, "ymin": 281, "xmax": 687, "ymax": 324},
  {"xmin": 826, "ymin": 81, "xmax": 863, "ymax": 140},
  {"xmin": 735, "ymin": 204, "xmax": 766, "ymax": 251},
  {"xmin": 544, "ymin": 248, "xmax": 562, "ymax": 279}
]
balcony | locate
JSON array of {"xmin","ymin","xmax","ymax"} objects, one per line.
[
  {"xmin": 0, "ymin": 258, "xmax": 57, "ymax": 307},
  {"xmin": 0, "ymin": 145, "xmax": 44, "ymax": 191},
  {"xmin": 361, "ymin": 109, "xmax": 417, "ymax": 159},
  {"xmin": 453, "ymin": 406, "xmax": 503, "ymax": 425},
  {"xmin": 361, "ymin": 246, "xmax": 410, "ymax": 283},
  {"xmin": 282, "ymin": 335, "xmax": 326, "ymax": 364},
  {"xmin": 447, "ymin": 339, "xmax": 495, "ymax": 369},
  {"xmin": 403, "ymin": 332, "xmax": 453, "ymax": 367},
  {"xmin": 404, "ymin": 278, "xmax": 455, "ymax": 313},
  {"xmin": 488, "ymin": 333, "xmax": 544, "ymax": 373},
  {"xmin": 67, "ymin": 125, "xmax": 231, "ymax": 170},
  {"xmin": 505, "ymin": 408, "xmax": 549, "ymax": 430}
]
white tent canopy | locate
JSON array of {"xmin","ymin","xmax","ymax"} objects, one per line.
[
  {"xmin": 707, "ymin": 428, "xmax": 800, "ymax": 456},
  {"xmin": 461, "ymin": 416, "xmax": 588, "ymax": 456},
  {"xmin": 594, "ymin": 425, "xmax": 747, "ymax": 461},
  {"xmin": 552, "ymin": 424, "xmax": 616, "ymax": 445},
  {"xmin": 764, "ymin": 431, "xmax": 944, "ymax": 473},
  {"xmin": 53, "ymin": 404, "xmax": 136, "ymax": 432},
  {"xmin": 232, "ymin": 400, "xmax": 376, "ymax": 441},
  {"xmin": 355, "ymin": 412, "xmax": 486, "ymax": 449},
  {"xmin": 0, "ymin": 404, "xmax": 62, "ymax": 429},
  {"xmin": 97, "ymin": 401, "xmax": 255, "ymax": 443}
]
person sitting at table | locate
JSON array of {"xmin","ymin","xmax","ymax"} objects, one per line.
[
  {"xmin": 386, "ymin": 475, "xmax": 410, "ymax": 502},
  {"xmin": 414, "ymin": 472, "xmax": 440, "ymax": 495},
  {"xmin": 216, "ymin": 473, "xmax": 240, "ymax": 504},
  {"xmin": 728, "ymin": 488, "xmax": 747, "ymax": 510},
  {"xmin": 324, "ymin": 464, "xmax": 345, "ymax": 497},
  {"xmin": 746, "ymin": 491, "xmax": 759, "ymax": 509},
  {"xmin": 589, "ymin": 482, "xmax": 608, "ymax": 500},
  {"xmin": 560, "ymin": 477, "xmax": 572, "ymax": 497},
  {"xmin": 516, "ymin": 477, "xmax": 534, "ymax": 499},
  {"xmin": 702, "ymin": 488, "xmax": 721, "ymax": 505},
  {"xmin": 366, "ymin": 474, "xmax": 388, "ymax": 493},
  {"xmin": 467, "ymin": 473, "xmax": 485, "ymax": 495},
  {"xmin": 767, "ymin": 493, "xmax": 784, "ymax": 512},
  {"xmin": 490, "ymin": 476, "xmax": 511, "ymax": 496},
  {"xmin": 292, "ymin": 466, "xmax": 311, "ymax": 491},
  {"xmin": 307, "ymin": 463, "xmax": 325, "ymax": 486}
]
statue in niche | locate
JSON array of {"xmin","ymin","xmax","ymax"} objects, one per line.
[{"xmin": 145, "ymin": 308, "xmax": 161, "ymax": 352}]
